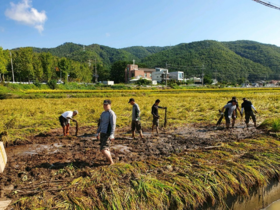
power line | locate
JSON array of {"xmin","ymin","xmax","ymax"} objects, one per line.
[{"xmin": 253, "ymin": 0, "xmax": 280, "ymax": 10}]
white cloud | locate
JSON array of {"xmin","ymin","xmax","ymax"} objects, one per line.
[
  {"xmin": 5, "ymin": 0, "xmax": 47, "ymax": 33},
  {"xmin": 106, "ymin": 33, "xmax": 110, "ymax": 37}
]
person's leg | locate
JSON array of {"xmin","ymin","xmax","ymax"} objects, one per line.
[
  {"xmin": 59, "ymin": 116, "xmax": 66, "ymax": 136},
  {"xmin": 245, "ymin": 112, "xmax": 250, "ymax": 128},
  {"xmin": 152, "ymin": 124, "xmax": 154, "ymax": 134},
  {"xmin": 63, "ymin": 126, "xmax": 66, "ymax": 136},
  {"xmin": 252, "ymin": 112, "xmax": 257, "ymax": 128},
  {"xmin": 232, "ymin": 114, "xmax": 235, "ymax": 128},
  {"xmin": 155, "ymin": 119, "xmax": 159, "ymax": 135},
  {"xmin": 131, "ymin": 121, "xmax": 135, "ymax": 138},
  {"xmin": 139, "ymin": 130, "xmax": 144, "ymax": 139},
  {"xmin": 66, "ymin": 124, "xmax": 70, "ymax": 135},
  {"xmin": 100, "ymin": 134, "xmax": 114, "ymax": 165},
  {"xmin": 137, "ymin": 121, "xmax": 144, "ymax": 139},
  {"xmin": 156, "ymin": 126, "xmax": 159, "ymax": 135},
  {"xmin": 226, "ymin": 117, "xmax": 230, "ymax": 129},
  {"xmin": 101, "ymin": 149, "xmax": 114, "ymax": 165}
]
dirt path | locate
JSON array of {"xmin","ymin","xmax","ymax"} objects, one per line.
[{"xmin": 0, "ymin": 123, "xmax": 263, "ymax": 204}]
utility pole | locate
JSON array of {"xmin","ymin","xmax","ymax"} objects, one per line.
[
  {"xmin": 201, "ymin": 64, "xmax": 205, "ymax": 86},
  {"xmin": 95, "ymin": 58, "xmax": 97, "ymax": 83},
  {"xmin": 10, "ymin": 51, "xmax": 15, "ymax": 83},
  {"xmin": 165, "ymin": 71, "xmax": 167, "ymax": 87}
]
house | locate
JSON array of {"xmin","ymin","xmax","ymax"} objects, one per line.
[
  {"xmin": 269, "ymin": 80, "xmax": 280, "ymax": 86},
  {"xmin": 194, "ymin": 77, "xmax": 202, "ymax": 84},
  {"xmin": 152, "ymin": 68, "xmax": 169, "ymax": 83},
  {"xmin": 103, "ymin": 81, "xmax": 114, "ymax": 85},
  {"xmin": 212, "ymin": 79, "xmax": 218, "ymax": 85},
  {"xmin": 169, "ymin": 71, "xmax": 184, "ymax": 81},
  {"xmin": 125, "ymin": 62, "xmax": 155, "ymax": 83}
]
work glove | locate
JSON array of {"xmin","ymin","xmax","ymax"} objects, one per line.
[
  {"xmin": 234, "ymin": 116, "xmax": 237, "ymax": 119},
  {"xmin": 228, "ymin": 116, "xmax": 232, "ymax": 119},
  {"xmin": 255, "ymin": 110, "xmax": 258, "ymax": 114},
  {"xmin": 220, "ymin": 112, "xmax": 224, "ymax": 116},
  {"xmin": 72, "ymin": 119, "xmax": 77, "ymax": 122}
]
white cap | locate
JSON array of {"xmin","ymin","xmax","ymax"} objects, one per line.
[{"xmin": 74, "ymin": 110, "xmax": 78, "ymax": 114}]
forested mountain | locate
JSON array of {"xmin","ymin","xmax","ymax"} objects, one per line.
[
  {"xmin": 141, "ymin": 40, "xmax": 272, "ymax": 82},
  {"xmin": 121, "ymin": 46, "xmax": 171, "ymax": 59},
  {"xmin": 223, "ymin": 40, "xmax": 280, "ymax": 78},
  {"xmin": 33, "ymin": 42, "xmax": 135, "ymax": 69},
  {"xmin": 5, "ymin": 40, "xmax": 280, "ymax": 83}
]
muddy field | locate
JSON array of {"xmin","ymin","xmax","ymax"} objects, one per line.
[{"xmin": 0, "ymin": 123, "xmax": 263, "ymax": 208}]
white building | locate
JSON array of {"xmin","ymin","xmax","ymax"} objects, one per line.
[
  {"xmin": 103, "ymin": 81, "xmax": 114, "ymax": 85},
  {"xmin": 194, "ymin": 77, "xmax": 202, "ymax": 84},
  {"xmin": 152, "ymin": 68, "xmax": 169, "ymax": 82},
  {"xmin": 169, "ymin": 71, "xmax": 184, "ymax": 81}
]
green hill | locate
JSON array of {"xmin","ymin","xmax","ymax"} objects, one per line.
[
  {"xmin": 140, "ymin": 40, "xmax": 272, "ymax": 82},
  {"xmin": 20, "ymin": 40, "xmax": 280, "ymax": 82},
  {"xmin": 121, "ymin": 46, "xmax": 171, "ymax": 59},
  {"xmin": 223, "ymin": 40, "xmax": 280, "ymax": 78}
]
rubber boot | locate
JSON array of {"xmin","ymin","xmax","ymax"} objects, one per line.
[
  {"xmin": 254, "ymin": 122, "xmax": 257, "ymax": 128},
  {"xmin": 63, "ymin": 126, "xmax": 66, "ymax": 136},
  {"xmin": 66, "ymin": 124, "xmax": 70, "ymax": 135}
]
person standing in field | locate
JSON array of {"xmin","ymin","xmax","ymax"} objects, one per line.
[
  {"xmin": 241, "ymin": 98, "xmax": 258, "ymax": 128},
  {"xmin": 128, "ymin": 98, "xmax": 144, "ymax": 139},
  {"xmin": 220, "ymin": 100, "xmax": 237, "ymax": 129},
  {"xmin": 217, "ymin": 97, "xmax": 241, "ymax": 126},
  {"xmin": 151, "ymin": 99, "xmax": 166, "ymax": 135},
  {"xmin": 96, "ymin": 100, "xmax": 116, "ymax": 165},
  {"xmin": 59, "ymin": 110, "xmax": 78, "ymax": 136}
]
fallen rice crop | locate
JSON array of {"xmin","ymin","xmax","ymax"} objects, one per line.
[{"xmin": 9, "ymin": 136, "xmax": 280, "ymax": 209}]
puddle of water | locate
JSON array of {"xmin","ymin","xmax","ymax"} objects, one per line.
[
  {"xmin": 263, "ymin": 199, "xmax": 280, "ymax": 210},
  {"xmin": 111, "ymin": 145, "xmax": 131, "ymax": 153},
  {"xmin": 6, "ymin": 143, "xmax": 63, "ymax": 156}
]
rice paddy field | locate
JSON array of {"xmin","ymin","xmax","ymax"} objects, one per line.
[
  {"xmin": 1, "ymin": 88, "xmax": 280, "ymax": 209},
  {"xmin": 1, "ymin": 88, "xmax": 280, "ymax": 142}
]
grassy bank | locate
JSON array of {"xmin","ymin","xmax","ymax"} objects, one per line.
[
  {"xmin": 11, "ymin": 136, "xmax": 280, "ymax": 209},
  {"xmin": 1, "ymin": 89, "xmax": 280, "ymax": 142}
]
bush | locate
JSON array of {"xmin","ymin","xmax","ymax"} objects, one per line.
[
  {"xmin": 33, "ymin": 80, "xmax": 41, "ymax": 88},
  {"xmin": 135, "ymin": 78, "xmax": 152, "ymax": 86},
  {"xmin": 47, "ymin": 80, "xmax": 58, "ymax": 90}
]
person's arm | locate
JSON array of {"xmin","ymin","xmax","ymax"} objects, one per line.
[
  {"xmin": 135, "ymin": 104, "xmax": 140, "ymax": 120},
  {"xmin": 97, "ymin": 114, "xmax": 102, "ymax": 134},
  {"xmin": 241, "ymin": 108, "xmax": 244, "ymax": 115},
  {"xmin": 237, "ymin": 107, "xmax": 242, "ymax": 114},
  {"xmin": 109, "ymin": 112, "xmax": 116, "ymax": 140},
  {"xmin": 251, "ymin": 105, "xmax": 257, "ymax": 113},
  {"xmin": 221, "ymin": 104, "xmax": 229, "ymax": 114}
]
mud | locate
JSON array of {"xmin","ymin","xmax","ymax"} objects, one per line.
[{"xmin": 0, "ymin": 123, "xmax": 263, "ymax": 207}]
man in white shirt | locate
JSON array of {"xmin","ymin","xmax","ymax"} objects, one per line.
[
  {"xmin": 59, "ymin": 110, "xmax": 78, "ymax": 136},
  {"xmin": 220, "ymin": 100, "xmax": 237, "ymax": 129}
]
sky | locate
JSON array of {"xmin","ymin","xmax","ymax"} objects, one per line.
[{"xmin": 1, "ymin": 0, "xmax": 280, "ymax": 50}]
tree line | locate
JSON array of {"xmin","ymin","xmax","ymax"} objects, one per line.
[{"xmin": 0, "ymin": 47, "xmax": 110, "ymax": 83}]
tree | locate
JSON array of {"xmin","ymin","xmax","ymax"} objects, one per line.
[
  {"xmin": 110, "ymin": 61, "xmax": 128, "ymax": 83},
  {"xmin": 33, "ymin": 53, "xmax": 43, "ymax": 81},
  {"xmin": 0, "ymin": 47, "xmax": 8, "ymax": 81},
  {"xmin": 40, "ymin": 52, "xmax": 54, "ymax": 82},
  {"xmin": 13, "ymin": 48, "xmax": 34, "ymax": 82},
  {"xmin": 203, "ymin": 74, "xmax": 213, "ymax": 85},
  {"xmin": 58, "ymin": 57, "xmax": 70, "ymax": 83}
]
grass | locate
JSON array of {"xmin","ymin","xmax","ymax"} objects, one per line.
[
  {"xmin": 1, "ymin": 89, "xmax": 280, "ymax": 142},
  {"xmin": 10, "ymin": 137, "xmax": 280, "ymax": 209}
]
